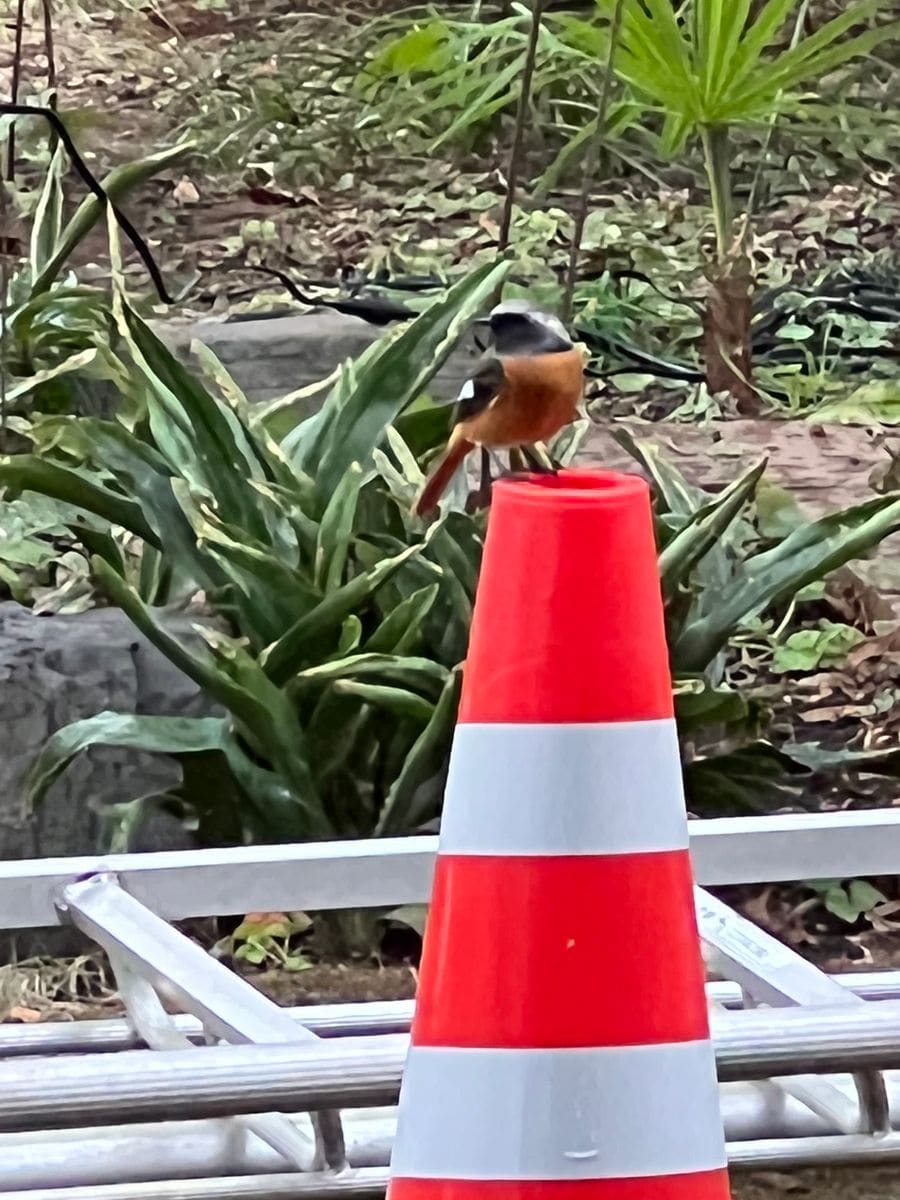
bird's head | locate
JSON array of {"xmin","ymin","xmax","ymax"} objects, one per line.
[{"xmin": 476, "ymin": 299, "xmax": 573, "ymax": 355}]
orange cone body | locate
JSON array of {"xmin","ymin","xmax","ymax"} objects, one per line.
[{"xmin": 388, "ymin": 470, "xmax": 731, "ymax": 1200}]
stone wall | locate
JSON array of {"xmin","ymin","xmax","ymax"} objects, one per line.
[{"xmin": 0, "ymin": 604, "xmax": 213, "ymax": 865}]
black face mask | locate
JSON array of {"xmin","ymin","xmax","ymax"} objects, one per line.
[{"xmin": 489, "ymin": 313, "xmax": 572, "ymax": 356}]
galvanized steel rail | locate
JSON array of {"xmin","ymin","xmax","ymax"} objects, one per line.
[
  {"xmin": 4, "ymin": 809, "xmax": 900, "ymax": 927},
  {"xmin": 1, "ymin": 808, "xmax": 900, "ymax": 1194}
]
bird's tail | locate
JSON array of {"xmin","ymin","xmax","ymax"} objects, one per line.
[{"xmin": 414, "ymin": 436, "xmax": 475, "ymax": 517}]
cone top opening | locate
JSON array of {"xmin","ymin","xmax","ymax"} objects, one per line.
[{"xmin": 492, "ymin": 469, "xmax": 648, "ymax": 508}]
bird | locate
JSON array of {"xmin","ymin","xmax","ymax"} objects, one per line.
[{"xmin": 413, "ymin": 299, "xmax": 585, "ymax": 517}]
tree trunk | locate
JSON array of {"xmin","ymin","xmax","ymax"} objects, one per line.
[{"xmin": 702, "ymin": 245, "xmax": 759, "ymax": 415}]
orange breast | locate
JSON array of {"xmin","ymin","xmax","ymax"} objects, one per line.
[{"xmin": 458, "ymin": 349, "xmax": 584, "ymax": 448}]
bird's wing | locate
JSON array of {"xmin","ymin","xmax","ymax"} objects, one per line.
[{"xmin": 454, "ymin": 355, "xmax": 505, "ymax": 424}]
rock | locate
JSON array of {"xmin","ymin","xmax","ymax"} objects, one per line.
[
  {"xmin": 0, "ymin": 603, "xmax": 217, "ymax": 863},
  {"xmin": 0, "ymin": 603, "xmax": 217, "ymax": 955},
  {"xmin": 155, "ymin": 309, "xmax": 483, "ymax": 404}
]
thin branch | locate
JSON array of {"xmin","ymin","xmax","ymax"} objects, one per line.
[
  {"xmin": 1, "ymin": 103, "xmax": 173, "ymax": 304},
  {"xmin": 561, "ymin": 0, "xmax": 624, "ymax": 324},
  {"xmin": 6, "ymin": 0, "xmax": 28, "ymax": 182},
  {"xmin": 42, "ymin": 0, "xmax": 58, "ymax": 99},
  {"xmin": 497, "ymin": 0, "xmax": 548, "ymax": 251},
  {"xmin": 42, "ymin": 0, "xmax": 59, "ymax": 160},
  {"xmin": 1, "ymin": 205, "xmax": 8, "ymax": 434}
]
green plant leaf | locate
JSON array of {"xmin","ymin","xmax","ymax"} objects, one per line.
[
  {"xmin": 236, "ymin": 944, "xmax": 268, "ymax": 965},
  {"xmin": 683, "ymin": 740, "xmax": 812, "ymax": 816},
  {"xmin": 3, "ymin": 348, "xmax": 98, "ymax": 405},
  {"xmin": 262, "ymin": 542, "xmax": 427, "ymax": 685},
  {"xmin": 294, "ymin": 652, "xmax": 449, "ymax": 700},
  {"xmin": 848, "ymin": 878, "xmax": 887, "ymax": 912},
  {"xmin": 727, "ymin": 0, "xmax": 800, "ymax": 90},
  {"xmin": 333, "ymin": 681, "xmax": 435, "ymax": 724},
  {"xmin": 697, "ymin": 0, "xmax": 753, "ymax": 105},
  {"xmin": 615, "ymin": 431, "xmax": 741, "ymax": 635},
  {"xmin": 25, "ymin": 712, "xmax": 230, "ymax": 806},
  {"xmin": 366, "ymin": 583, "xmax": 440, "ymax": 654},
  {"xmin": 659, "ymin": 457, "xmax": 766, "ymax": 596},
  {"xmin": 0, "ymin": 455, "xmax": 158, "ymax": 545},
  {"xmin": 366, "ymin": 18, "xmax": 451, "ymax": 76},
  {"xmin": 810, "ymin": 877, "xmax": 887, "ymax": 924},
  {"xmin": 29, "ymin": 143, "xmax": 66, "ymax": 278},
  {"xmin": 195, "ymin": 624, "xmax": 326, "ymax": 829},
  {"xmin": 673, "ymin": 492, "xmax": 900, "ymax": 672},
  {"xmin": 779, "ymin": 742, "xmax": 900, "ymax": 778},
  {"xmin": 315, "ymin": 462, "xmax": 370, "ymax": 592},
  {"xmin": 88, "ymin": 556, "xmax": 303, "ymax": 782},
  {"xmin": 381, "ymin": 903, "xmax": 428, "ymax": 936},
  {"xmin": 73, "ymin": 418, "xmax": 220, "ymax": 586},
  {"xmin": 172, "ymin": 483, "xmax": 314, "ymax": 645},
  {"xmin": 727, "ymin": 5, "xmax": 894, "ymax": 118},
  {"xmin": 613, "ymin": 428, "xmax": 706, "ymax": 515},
  {"xmin": 376, "ymin": 665, "xmax": 462, "ymax": 834},
  {"xmin": 771, "ymin": 621, "xmax": 866, "ymax": 673},
  {"xmin": 427, "ymin": 523, "xmax": 475, "ymax": 631},
  {"xmin": 674, "ymin": 678, "xmax": 751, "ymax": 732},
  {"xmin": 116, "ymin": 302, "xmax": 279, "ymax": 548}
]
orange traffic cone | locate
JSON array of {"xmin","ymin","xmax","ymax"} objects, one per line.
[{"xmin": 388, "ymin": 470, "xmax": 731, "ymax": 1200}]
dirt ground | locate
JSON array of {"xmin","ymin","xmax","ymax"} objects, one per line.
[{"xmin": 736, "ymin": 1168, "xmax": 899, "ymax": 1197}]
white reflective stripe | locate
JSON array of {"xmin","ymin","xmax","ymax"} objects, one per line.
[
  {"xmin": 438, "ymin": 720, "xmax": 688, "ymax": 856},
  {"xmin": 391, "ymin": 1041, "xmax": 726, "ymax": 1180}
]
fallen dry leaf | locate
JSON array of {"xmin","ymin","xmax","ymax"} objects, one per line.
[
  {"xmin": 242, "ymin": 911, "xmax": 288, "ymax": 925},
  {"xmin": 173, "ymin": 176, "xmax": 200, "ymax": 205},
  {"xmin": 7, "ymin": 1005, "xmax": 41, "ymax": 1023}
]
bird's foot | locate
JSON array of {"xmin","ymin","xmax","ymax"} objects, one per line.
[
  {"xmin": 522, "ymin": 445, "xmax": 557, "ymax": 474},
  {"xmin": 465, "ymin": 446, "xmax": 494, "ymax": 513}
]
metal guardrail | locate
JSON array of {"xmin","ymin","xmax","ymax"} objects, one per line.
[
  {"xmin": 2, "ymin": 808, "xmax": 900, "ymax": 1196},
  {"xmin": 5, "ymin": 1004, "xmax": 900, "ymax": 1134},
  {"xmin": 4, "ymin": 973, "xmax": 900, "ymax": 1059},
  {"xmin": 5, "ymin": 1083, "xmax": 900, "ymax": 1193},
  {"xmin": 4, "ymin": 809, "xmax": 900, "ymax": 928}
]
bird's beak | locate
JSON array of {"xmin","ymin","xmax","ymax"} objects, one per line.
[{"xmin": 473, "ymin": 316, "xmax": 492, "ymax": 327}]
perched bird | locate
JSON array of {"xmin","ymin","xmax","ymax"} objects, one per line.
[{"xmin": 414, "ymin": 299, "xmax": 585, "ymax": 517}]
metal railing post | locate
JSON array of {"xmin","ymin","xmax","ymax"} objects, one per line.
[{"xmin": 57, "ymin": 873, "xmax": 347, "ymax": 1170}]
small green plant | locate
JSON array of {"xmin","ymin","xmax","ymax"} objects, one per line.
[
  {"xmin": 215, "ymin": 911, "xmax": 314, "ymax": 972},
  {"xmin": 6, "ymin": 239, "xmax": 520, "ymax": 954},
  {"xmin": 771, "ymin": 620, "xmax": 866, "ymax": 673},
  {"xmin": 805, "ymin": 878, "xmax": 887, "ymax": 925}
]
